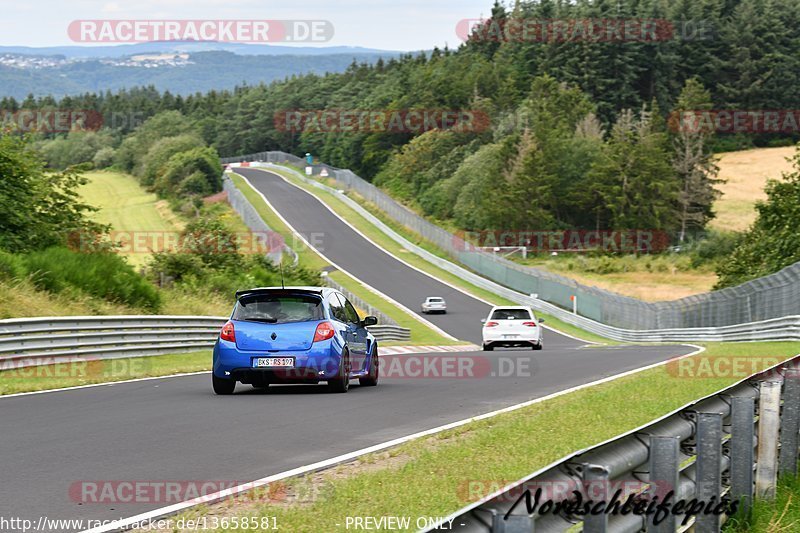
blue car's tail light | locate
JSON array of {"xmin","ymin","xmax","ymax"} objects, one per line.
[
  {"xmin": 313, "ymin": 321, "xmax": 335, "ymax": 343},
  {"xmin": 220, "ymin": 320, "xmax": 236, "ymax": 342}
]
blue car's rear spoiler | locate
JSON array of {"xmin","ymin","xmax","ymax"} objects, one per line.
[{"xmin": 235, "ymin": 287, "xmax": 324, "ymax": 300}]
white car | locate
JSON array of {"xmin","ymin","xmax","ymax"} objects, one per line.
[
  {"xmin": 421, "ymin": 296, "xmax": 447, "ymax": 314},
  {"xmin": 481, "ymin": 306, "xmax": 544, "ymax": 351}
]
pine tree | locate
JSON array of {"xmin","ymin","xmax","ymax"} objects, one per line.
[
  {"xmin": 590, "ymin": 105, "xmax": 679, "ymax": 232},
  {"xmin": 671, "ymin": 79, "xmax": 722, "ymax": 242}
]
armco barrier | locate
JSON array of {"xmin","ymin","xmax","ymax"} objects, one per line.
[
  {"xmin": 429, "ymin": 353, "xmax": 800, "ymax": 532},
  {"xmin": 226, "ymin": 162, "xmax": 800, "ymax": 343},
  {"xmin": 222, "ymin": 178, "xmax": 290, "ymax": 265},
  {"xmin": 223, "ymin": 173, "xmax": 397, "ymax": 327},
  {"xmin": 321, "ymin": 273, "xmax": 399, "ymax": 327},
  {"xmin": 0, "ymin": 316, "xmax": 410, "ymax": 369},
  {"xmin": 222, "ymin": 152, "xmax": 800, "ymax": 331}
]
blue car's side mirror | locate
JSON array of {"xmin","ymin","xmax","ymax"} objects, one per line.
[{"xmin": 362, "ymin": 316, "xmax": 378, "ymax": 326}]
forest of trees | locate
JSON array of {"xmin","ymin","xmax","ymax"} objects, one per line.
[{"xmin": 3, "ymin": 0, "xmax": 800, "ymax": 287}]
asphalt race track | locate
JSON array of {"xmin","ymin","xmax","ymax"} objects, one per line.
[
  {"xmin": 234, "ymin": 167, "xmax": 569, "ymax": 348},
  {"xmin": 0, "ymin": 169, "xmax": 694, "ymax": 531}
]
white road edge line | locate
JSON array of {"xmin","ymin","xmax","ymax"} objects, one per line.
[
  {"xmin": 80, "ymin": 344, "xmax": 704, "ymax": 533},
  {"xmin": 233, "ymin": 170, "xmax": 458, "ymax": 341},
  {"xmin": 0, "ymin": 344, "xmax": 470, "ymax": 400},
  {"xmin": 256, "ymin": 166, "xmax": 598, "ymax": 345},
  {"xmin": 0, "ymin": 371, "xmax": 211, "ymax": 400}
]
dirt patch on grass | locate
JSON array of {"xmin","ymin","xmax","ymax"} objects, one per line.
[
  {"xmin": 558, "ymin": 270, "xmax": 719, "ymax": 301},
  {"xmin": 154, "ymin": 199, "xmax": 186, "ymax": 231}
]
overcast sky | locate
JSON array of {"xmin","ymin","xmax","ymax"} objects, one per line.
[{"xmin": 2, "ymin": 0, "xmax": 495, "ymax": 51}]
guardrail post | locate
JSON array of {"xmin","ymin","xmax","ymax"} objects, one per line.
[
  {"xmin": 695, "ymin": 411, "xmax": 723, "ymax": 533},
  {"xmin": 779, "ymin": 367, "xmax": 800, "ymax": 476},
  {"xmin": 730, "ymin": 395, "xmax": 755, "ymax": 516},
  {"xmin": 647, "ymin": 435, "xmax": 680, "ymax": 533},
  {"xmin": 756, "ymin": 379, "xmax": 782, "ymax": 500},
  {"xmin": 490, "ymin": 509, "xmax": 534, "ymax": 532},
  {"xmin": 582, "ymin": 464, "xmax": 609, "ymax": 533}
]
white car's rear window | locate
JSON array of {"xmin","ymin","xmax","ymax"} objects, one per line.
[
  {"xmin": 490, "ymin": 309, "xmax": 532, "ymax": 320},
  {"xmin": 428, "ymin": 298, "xmax": 444, "ymax": 302}
]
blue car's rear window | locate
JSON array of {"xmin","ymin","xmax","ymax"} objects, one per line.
[{"xmin": 234, "ymin": 294, "xmax": 324, "ymax": 324}]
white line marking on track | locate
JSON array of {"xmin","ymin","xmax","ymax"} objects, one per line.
[
  {"xmin": 254, "ymin": 166, "xmax": 599, "ymax": 346},
  {"xmin": 80, "ymin": 344, "xmax": 704, "ymax": 533},
  {"xmin": 0, "ymin": 371, "xmax": 210, "ymax": 400},
  {"xmin": 234, "ymin": 169, "xmax": 458, "ymax": 341}
]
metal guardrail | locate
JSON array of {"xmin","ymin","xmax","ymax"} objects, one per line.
[
  {"xmin": 0, "ymin": 315, "xmax": 225, "ymax": 367},
  {"xmin": 370, "ymin": 325, "xmax": 411, "ymax": 342},
  {"xmin": 221, "ymin": 152, "xmax": 800, "ymax": 332},
  {"xmin": 321, "ymin": 274, "xmax": 399, "ymax": 327},
  {"xmin": 430, "ymin": 354, "xmax": 800, "ymax": 532},
  {"xmin": 222, "ymin": 178, "xmax": 292, "ymax": 265},
  {"xmin": 222, "ymin": 168, "xmax": 399, "ymax": 328},
  {"xmin": 230, "ymin": 161, "xmax": 800, "ymax": 343},
  {"xmin": 0, "ymin": 316, "xmax": 411, "ymax": 369}
]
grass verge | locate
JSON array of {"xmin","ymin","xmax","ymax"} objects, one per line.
[
  {"xmin": 148, "ymin": 342, "xmax": 800, "ymax": 531},
  {"xmin": 725, "ymin": 474, "xmax": 800, "ymax": 531},
  {"xmin": 0, "ymin": 351, "xmax": 210, "ymax": 396},
  {"xmin": 0, "ymin": 277, "xmax": 140, "ymax": 318},
  {"xmin": 265, "ymin": 166, "xmax": 611, "ymax": 345},
  {"xmin": 226, "ymin": 172, "xmax": 457, "ymax": 346}
]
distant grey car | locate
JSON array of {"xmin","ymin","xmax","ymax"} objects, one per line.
[{"xmin": 421, "ymin": 296, "xmax": 447, "ymax": 314}]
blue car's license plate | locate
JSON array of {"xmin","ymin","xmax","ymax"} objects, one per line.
[{"xmin": 253, "ymin": 357, "xmax": 294, "ymax": 368}]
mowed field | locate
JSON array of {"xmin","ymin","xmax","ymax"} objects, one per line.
[
  {"xmin": 711, "ymin": 145, "xmax": 796, "ymax": 232},
  {"xmin": 79, "ymin": 170, "xmax": 184, "ymax": 267}
]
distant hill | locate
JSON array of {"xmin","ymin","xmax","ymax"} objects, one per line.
[
  {"xmin": 0, "ymin": 41, "xmax": 399, "ymax": 58},
  {"xmin": 0, "ymin": 50, "xmax": 400, "ymax": 99}
]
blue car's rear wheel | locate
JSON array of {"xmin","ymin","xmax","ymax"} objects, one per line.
[
  {"xmin": 328, "ymin": 349, "xmax": 351, "ymax": 393},
  {"xmin": 212, "ymin": 373, "xmax": 236, "ymax": 395},
  {"xmin": 359, "ymin": 344, "xmax": 379, "ymax": 387}
]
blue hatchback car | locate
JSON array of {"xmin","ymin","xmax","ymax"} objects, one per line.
[{"xmin": 212, "ymin": 287, "xmax": 379, "ymax": 394}]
